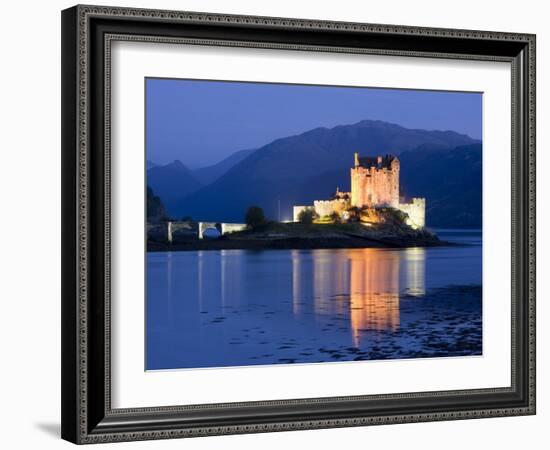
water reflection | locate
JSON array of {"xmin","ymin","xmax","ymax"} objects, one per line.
[
  {"xmin": 147, "ymin": 234, "xmax": 483, "ymax": 370},
  {"xmin": 348, "ymin": 250, "xmax": 400, "ymax": 345},
  {"xmin": 404, "ymin": 248, "xmax": 426, "ymax": 297},
  {"xmin": 292, "ymin": 248, "xmax": 426, "ymax": 344}
]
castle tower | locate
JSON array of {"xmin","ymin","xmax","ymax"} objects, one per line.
[
  {"xmin": 293, "ymin": 151, "xmax": 425, "ymax": 228},
  {"xmin": 350, "ymin": 153, "xmax": 400, "ymax": 208}
]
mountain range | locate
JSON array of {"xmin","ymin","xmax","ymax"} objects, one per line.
[{"xmin": 147, "ymin": 120, "xmax": 482, "ymax": 228}]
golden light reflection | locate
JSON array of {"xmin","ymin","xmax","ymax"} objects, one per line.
[
  {"xmin": 348, "ymin": 249, "xmax": 400, "ymax": 346},
  {"xmin": 291, "ymin": 248, "xmax": 426, "ymax": 347}
]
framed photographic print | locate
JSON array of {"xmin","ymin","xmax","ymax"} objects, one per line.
[{"xmin": 61, "ymin": 5, "xmax": 536, "ymax": 444}]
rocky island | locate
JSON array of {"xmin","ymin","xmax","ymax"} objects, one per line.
[{"xmin": 147, "ymin": 207, "xmax": 444, "ymax": 252}]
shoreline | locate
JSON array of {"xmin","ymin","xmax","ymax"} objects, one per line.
[{"xmin": 147, "ymin": 235, "xmax": 453, "ymax": 252}]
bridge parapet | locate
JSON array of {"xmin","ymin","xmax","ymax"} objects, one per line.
[{"xmin": 220, "ymin": 223, "xmax": 247, "ymax": 236}]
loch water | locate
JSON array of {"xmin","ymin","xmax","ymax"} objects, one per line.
[{"xmin": 146, "ymin": 230, "xmax": 482, "ymax": 370}]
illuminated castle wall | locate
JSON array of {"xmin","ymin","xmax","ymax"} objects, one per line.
[
  {"xmin": 293, "ymin": 152, "xmax": 426, "ymax": 229},
  {"xmin": 351, "ymin": 153, "xmax": 400, "ymax": 208}
]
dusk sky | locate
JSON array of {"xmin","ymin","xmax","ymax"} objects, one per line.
[{"xmin": 146, "ymin": 78, "xmax": 482, "ymax": 168}]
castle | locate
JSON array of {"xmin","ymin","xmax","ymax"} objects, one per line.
[{"xmin": 293, "ymin": 153, "xmax": 426, "ymax": 229}]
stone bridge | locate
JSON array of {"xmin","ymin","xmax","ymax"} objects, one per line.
[{"xmin": 148, "ymin": 221, "xmax": 248, "ymax": 242}]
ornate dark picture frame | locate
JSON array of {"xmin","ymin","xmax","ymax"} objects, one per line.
[{"xmin": 61, "ymin": 4, "xmax": 536, "ymax": 444}]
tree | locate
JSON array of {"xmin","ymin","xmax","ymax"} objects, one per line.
[
  {"xmin": 298, "ymin": 208, "xmax": 317, "ymax": 224},
  {"xmin": 245, "ymin": 206, "xmax": 266, "ymax": 229}
]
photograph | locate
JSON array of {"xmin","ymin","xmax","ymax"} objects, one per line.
[{"xmin": 145, "ymin": 78, "xmax": 483, "ymax": 370}]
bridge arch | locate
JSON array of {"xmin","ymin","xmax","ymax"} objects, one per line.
[
  {"xmin": 197, "ymin": 222, "xmax": 247, "ymax": 239},
  {"xmin": 198, "ymin": 222, "xmax": 221, "ymax": 240}
]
